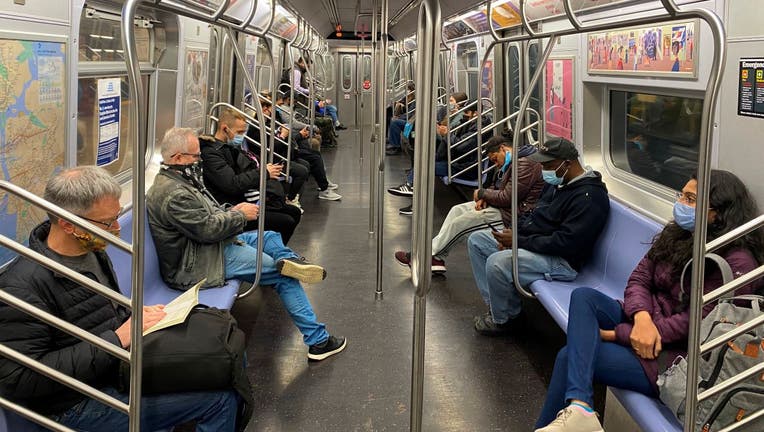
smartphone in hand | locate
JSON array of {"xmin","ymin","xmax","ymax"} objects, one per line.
[{"xmin": 487, "ymin": 222, "xmax": 501, "ymax": 232}]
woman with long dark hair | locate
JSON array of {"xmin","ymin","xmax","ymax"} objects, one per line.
[{"xmin": 534, "ymin": 170, "xmax": 764, "ymax": 432}]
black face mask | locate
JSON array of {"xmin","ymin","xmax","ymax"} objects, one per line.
[{"xmin": 162, "ymin": 161, "xmax": 204, "ymax": 187}]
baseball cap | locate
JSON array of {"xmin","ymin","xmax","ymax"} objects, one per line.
[{"xmin": 528, "ymin": 137, "xmax": 579, "ymax": 163}]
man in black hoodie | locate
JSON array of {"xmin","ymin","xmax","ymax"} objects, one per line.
[{"xmin": 467, "ymin": 138, "xmax": 610, "ymax": 335}]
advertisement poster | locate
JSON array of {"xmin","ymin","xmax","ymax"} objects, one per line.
[
  {"xmin": 481, "ymin": 59, "xmax": 494, "ymax": 99},
  {"xmin": 97, "ymin": 78, "xmax": 120, "ymax": 166},
  {"xmin": 545, "ymin": 58, "xmax": 574, "ymax": 141},
  {"xmin": 587, "ymin": 19, "xmax": 697, "ymax": 78},
  {"xmin": 488, "ymin": 3, "xmax": 522, "ymax": 29},
  {"xmin": 182, "ymin": 48, "xmax": 209, "ymax": 130},
  {"xmin": 738, "ymin": 58, "xmax": 764, "ymax": 119}
]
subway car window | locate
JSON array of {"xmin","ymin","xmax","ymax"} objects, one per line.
[
  {"xmin": 507, "ymin": 45, "xmax": 520, "ymax": 112},
  {"xmin": 78, "ymin": 13, "xmax": 151, "ymax": 62},
  {"xmin": 341, "ymin": 55, "xmax": 352, "ymax": 91},
  {"xmin": 609, "ymin": 90, "xmax": 702, "ymax": 191},
  {"xmin": 456, "ymin": 41, "xmax": 478, "ymax": 98},
  {"xmin": 76, "ymin": 75, "xmax": 150, "ymax": 176}
]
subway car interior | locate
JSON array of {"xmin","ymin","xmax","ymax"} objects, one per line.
[{"xmin": 0, "ymin": 0, "xmax": 763, "ymax": 431}]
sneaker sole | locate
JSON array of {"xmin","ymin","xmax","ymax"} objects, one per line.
[
  {"xmin": 398, "ymin": 210, "xmax": 413, "ymax": 215},
  {"xmin": 395, "ymin": 258, "xmax": 411, "ymax": 268},
  {"xmin": 387, "ymin": 190, "xmax": 413, "ymax": 197},
  {"xmin": 317, "ymin": 195, "xmax": 342, "ymax": 201},
  {"xmin": 431, "ymin": 265, "xmax": 447, "ymax": 273},
  {"xmin": 277, "ymin": 260, "xmax": 327, "ymax": 284},
  {"xmin": 307, "ymin": 337, "xmax": 347, "ymax": 361}
]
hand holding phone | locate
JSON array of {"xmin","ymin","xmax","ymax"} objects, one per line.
[{"xmin": 487, "ymin": 222, "xmax": 500, "ymax": 232}]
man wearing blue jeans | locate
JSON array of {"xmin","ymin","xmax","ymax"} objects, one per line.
[
  {"xmin": 147, "ymin": 127, "xmax": 347, "ymax": 360},
  {"xmin": 0, "ymin": 166, "xmax": 239, "ymax": 431},
  {"xmin": 467, "ymin": 138, "xmax": 610, "ymax": 335}
]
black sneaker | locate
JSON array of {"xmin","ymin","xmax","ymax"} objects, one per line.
[
  {"xmin": 474, "ymin": 313, "xmax": 516, "ymax": 336},
  {"xmin": 386, "ymin": 147, "xmax": 402, "ymax": 155},
  {"xmin": 399, "ymin": 204, "xmax": 413, "ymax": 215},
  {"xmin": 308, "ymin": 335, "xmax": 347, "ymax": 360},
  {"xmin": 276, "ymin": 257, "xmax": 327, "ymax": 284},
  {"xmin": 387, "ymin": 183, "xmax": 413, "ymax": 197},
  {"xmin": 335, "ymin": 124, "xmax": 347, "ymax": 130}
]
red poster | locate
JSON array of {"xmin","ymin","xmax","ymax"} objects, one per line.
[{"xmin": 545, "ymin": 58, "xmax": 574, "ymax": 141}]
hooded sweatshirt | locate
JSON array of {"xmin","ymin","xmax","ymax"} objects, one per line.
[{"xmin": 516, "ymin": 170, "xmax": 610, "ymax": 271}]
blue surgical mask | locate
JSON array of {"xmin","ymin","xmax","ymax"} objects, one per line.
[
  {"xmin": 230, "ymin": 134, "xmax": 245, "ymax": 147},
  {"xmin": 673, "ymin": 201, "xmax": 696, "ymax": 231},
  {"xmin": 541, "ymin": 161, "xmax": 567, "ymax": 186},
  {"xmin": 501, "ymin": 152, "xmax": 512, "ymax": 172}
]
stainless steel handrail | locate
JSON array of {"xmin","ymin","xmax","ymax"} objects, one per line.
[
  {"xmin": 121, "ymin": 1, "xmax": 146, "ymax": 430},
  {"xmin": 222, "ymin": 26, "xmax": 267, "ymax": 298},
  {"xmin": 210, "ymin": 103, "xmax": 289, "ymax": 164},
  {"xmin": 410, "ymin": 1, "xmax": 440, "ymax": 431},
  {"xmin": 368, "ymin": 2, "xmax": 378, "ymax": 235},
  {"xmin": 375, "ymin": 0, "xmax": 389, "ymax": 300},
  {"xmin": 0, "ymin": 397, "xmax": 75, "ymax": 432}
]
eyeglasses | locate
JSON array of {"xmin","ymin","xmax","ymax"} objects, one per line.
[
  {"xmin": 175, "ymin": 152, "xmax": 202, "ymax": 159},
  {"xmin": 79, "ymin": 211, "xmax": 122, "ymax": 230},
  {"xmin": 675, "ymin": 191, "xmax": 697, "ymax": 205}
]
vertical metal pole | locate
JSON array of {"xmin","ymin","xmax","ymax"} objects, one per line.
[
  {"xmin": 375, "ymin": 0, "xmax": 388, "ymax": 300},
  {"xmin": 683, "ymin": 10, "xmax": 726, "ymax": 432},
  {"xmin": 410, "ymin": 1, "xmax": 440, "ymax": 431},
  {"xmin": 368, "ymin": 1, "xmax": 379, "ymax": 235},
  {"xmin": 357, "ymin": 42, "xmax": 364, "ymax": 162},
  {"xmin": 120, "ymin": 2, "xmax": 144, "ymax": 431}
]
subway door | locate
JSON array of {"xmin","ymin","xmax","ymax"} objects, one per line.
[{"xmin": 336, "ymin": 52, "xmax": 357, "ymax": 126}]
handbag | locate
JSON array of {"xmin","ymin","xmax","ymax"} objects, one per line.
[{"xmin": 119, "ymin": 306, "xmax": 254, "ymax": 431}]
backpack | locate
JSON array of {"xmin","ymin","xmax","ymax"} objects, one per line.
[
  {"xmin": 119, "ymin": 307, "xmax": 254, "ymax": 431},
  {"xmin": 657, "ymin": 254, "xmax": 764, "ymax": 431}
]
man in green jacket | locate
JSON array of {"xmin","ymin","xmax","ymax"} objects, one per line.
[{"xmin": 147, "ymin": 127, "xmax": 346, "ymax": 361}]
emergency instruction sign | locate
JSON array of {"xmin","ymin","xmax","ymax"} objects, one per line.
[
  {"xmin": 738, "ymin": 58, "xmax": 764, "ymax": 119},
  {"xmin": 97, "ymin": 78, "xmax": 121, "ymax": 165}
]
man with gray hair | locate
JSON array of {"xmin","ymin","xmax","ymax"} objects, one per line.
[
  {"xmin": 147, "ymin": 127, "xmax": 346, "ymax": 360},
  {"xmin": 0, "ymin": 166, "xmax": 239, "ymax": 430}
]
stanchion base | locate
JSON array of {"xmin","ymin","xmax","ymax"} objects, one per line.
[{"xmin": 375, "ymin": 291, "xmax": 384, "ymax": 300}]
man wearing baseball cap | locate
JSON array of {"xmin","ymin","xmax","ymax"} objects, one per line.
[{"xmin": 468, "ymin": 137, "xmax": 611, "ymax": 335}]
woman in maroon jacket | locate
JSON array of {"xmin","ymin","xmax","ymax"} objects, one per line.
[{"xmin": 535, "ymin": 170, "xmax": 764, "ymax": 432}]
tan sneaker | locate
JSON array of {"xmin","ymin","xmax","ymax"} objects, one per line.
[
  {"xmin": 535, "ymin": 405, "xmax": 604, "ymax": 432},
  {"xmin": 276, "ymin": 257, "xmax": 327, "ymax": 284}
]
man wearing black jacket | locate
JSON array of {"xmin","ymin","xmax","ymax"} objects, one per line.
[
  {"xmin": 467, "ymin": 138, "xmax": 611, "ymax": 335},
  {"xmin": 0, "ymin": 166, "xmax": 238, "ymax": 430},
  {"xmin": 202, "ymin": 108, "xmax": 302, "ymax": 243}
]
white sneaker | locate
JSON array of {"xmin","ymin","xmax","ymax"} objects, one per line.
[
  {"xmin": 535, "ymin": 405, "xmax": 604, "ymax": 432},
  {"xmin": 325, "ymin": 180, "xmax": 339, "ymax": 190},
  {"xmin": 318, "ymin": 189, "xmax": 342, "ymax": 201},
  {"xmin": 286, "ymin": 194, "xmax": 304, "ymax": 214}
]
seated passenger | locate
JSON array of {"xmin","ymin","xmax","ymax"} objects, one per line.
[
  {"xmin": 147, "ymin": 127, "xmax": 347, "ymax": 360},
  {"xmin": 534, "ymin": 170, "xmax": 764, "ymax": 432},
  {"xmin": 200, "ymin": 108, "xmax": 302, "ymax": 244},
  {"xmin": 0, "ymin": 166, "xmax": 239, "ymax": 430},
  {"xmin": 468, "ymin": 138, "xmax": 611, "ymax": 335},
  {"xmin": 394, "ymin": 135, "xmax": 544, "ymax": 272},
  {"xmin": 386, "ymin": 83, "xmax": 423, "ymax": 155},
  {"xmin": 322, "ymin": 98, "xmax": 346, "ymax": 130},
  {"xmin": 313, "ymin": 100, "xmax": 337, "ymax": 147},
  {"xmin": 251, "ymin": 99, "xmax": 341, "ymax": 201}
]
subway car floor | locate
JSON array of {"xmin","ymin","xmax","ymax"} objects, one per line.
[{"xmin": 230, "ymin": 128, "xmax": 593, "ymax": 432}]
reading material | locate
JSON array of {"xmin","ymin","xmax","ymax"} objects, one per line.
[{"xmin": 143, "ymin": 279, "xmax": 204, "ymax": 336}]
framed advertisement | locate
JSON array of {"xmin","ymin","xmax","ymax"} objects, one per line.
[
  {"xmin": 545, "ymin": 57, "xmax": 574, "ymax": 141},
  {"xmin": 587, "ymin": 19, "xmax": 698, "ymax": 78}
]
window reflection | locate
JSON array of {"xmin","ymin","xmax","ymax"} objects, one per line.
[
  {"xmin": 78, "ymin": 14, "xmax": 151, "ymax": 62},
  {"xmin": 341, "ymin": 55, "xmax": 352, "ymax": 91},
  {"xmin": 610, "ymin": 91, "xmax": 701, "ymax": 190}
]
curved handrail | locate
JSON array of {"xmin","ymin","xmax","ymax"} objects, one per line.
[
  {"xmin": 410, "ymin": 1, "xmax": 440, "ymax": 431},
  {"xmin": 222, "ymin": 26, "xmax": 267, "ymax": 299}
]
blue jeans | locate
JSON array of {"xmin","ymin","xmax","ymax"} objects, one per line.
[
  {"xmin": 224, "ymin": 230, "xmax": 328, "ymax": 346},
  {"xmin": 406, "ymin": 161, "xmax": 449, "ymax": 184},
  {"xmin": 54, "ymin": 387, "xmax": 237, "ymax": 431},
  {"xmin": 325, "ymin": 104, "xmax": 339, "ymax": 125},
  {"xmin": 467, "ymin": 229, "xmax": 578, "ymax": 323},
  {"xmin": 535, "ymin": 288, "xmax": 655, "ymax": 427},
  {"xmin": 388, "ymin": 117, "xmax": 407, "ymax": 149}
]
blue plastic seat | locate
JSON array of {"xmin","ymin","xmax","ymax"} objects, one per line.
[
  {"xmin": 107, "ymin": 209, "xmax": 241, "ymax": 310},
  {"xmin": 529, "ymin": 199, "xmax": 682, "ymax": 432}
]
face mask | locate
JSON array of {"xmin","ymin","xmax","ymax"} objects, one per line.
[
  {"xmin": 630, "ymin": 140, "xmax": 643, "ymax": 151},
  {"xmin": 72, "ymin": 228, "xmax": 120, "ymax": 253},
  {"xmin": 501, "ymin": 152, "xmax": 512, "ymax": 172},
  {"xmin": 230, "ymin": 134, "xmax": 245, "ymax": 147},
  {"xmin": 163, "ymin": 161, "xmax": 204, "ymax": 187},
  {"xmin": 541, "ymin": 161, "xmax": 567, "ymax": 186},
  {"xmin": 673, "ymin": 201, "xmax": 696, "ymax": 231},
  {"xmin": 448, "ymin": 102, "xmax": 456, "ymax": 110}
]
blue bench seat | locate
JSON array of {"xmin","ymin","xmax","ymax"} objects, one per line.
[
  {"xmin": 107, "ymin": 209, "xmax": 241, "ymax": 310},
  {"xmin": 529, "ymin": 199, "xmax": 683, "ymax": 432}
]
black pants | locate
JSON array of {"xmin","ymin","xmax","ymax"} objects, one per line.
[
  {"xmin": 295, "ymin": 150, "xmax": 329, "ymax": 190},
  {"xmin": 245, "ymin": 204, "xmax": 302, "ymax": 244},
  {"xmin": 285, "ymin": 160, "xmax": 309, "ymax": 200}
]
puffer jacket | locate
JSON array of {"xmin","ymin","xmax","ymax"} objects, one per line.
[
  {"xmin": 146, "ymin": 168, "xmax": 247, "ymax": 289},
  {"xmin": 0, "ymin": 222, "xmax": 129, "ymax": 415},
  {"xmin": 479, "ymin": 145, "xmax": 544, "ymax": 228}
]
